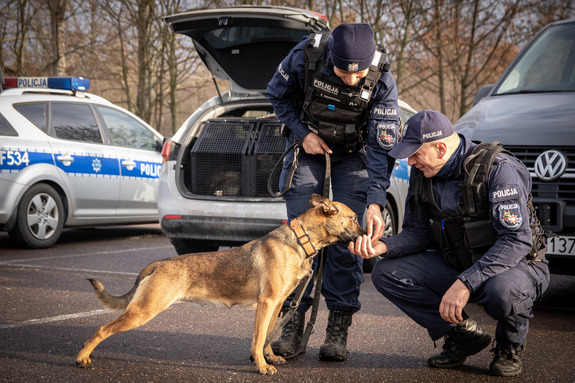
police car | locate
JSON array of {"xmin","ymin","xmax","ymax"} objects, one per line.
[
  {"xmin": 0, "ymin": 76, "xmax": 164, "ymax": 248},
  {"xmin": 158, "ymin": 6, "xmax": 414, "ymax": 272}
]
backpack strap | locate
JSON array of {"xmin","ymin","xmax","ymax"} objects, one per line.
[
  {"xmin": 359, "ymin": 45, "xmax": 390, "ymax": 102},
  {"xmin": 303, "ymin": 29, "xmax": 331, "ymax": 94},
  {"xmin": 461, "ymin": 141, "xmax": 505, "ymax": 216}
]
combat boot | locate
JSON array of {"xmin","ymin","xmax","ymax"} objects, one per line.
[
  {"xmin": 490, "ymin": 344, "xmax": 524, "ymax": 376},
  {"xmin": 270, "ymin": 310, "xmax": 305, "ymax": 357},
  {"xmin": 319, "ymin": 310, "xmax": 353, "ymax": 361},
  {"xmin": 428, "ymin": 318, "xmax": 492, "ymax": 369}
]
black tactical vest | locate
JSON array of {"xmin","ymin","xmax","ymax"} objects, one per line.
[
  {"xmin": 410, "ymin": 141, "xmax": 547, "ymax": 271},
  {"xmin": 300, "ymin": 30, "xmax": 389, "ymax": 154}
]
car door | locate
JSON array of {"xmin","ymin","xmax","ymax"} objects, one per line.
[
  {"xmin": 46, "ymin": 102, "xmax": 121, "ymax": 221},
  {"xmin": 95, "ymin": 105, "xmax": 162, "ymax": 218}
]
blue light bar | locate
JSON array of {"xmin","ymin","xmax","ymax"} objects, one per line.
[{"xmin": 3, "ymin": 77, "xmax": 90, "ymax": 91}]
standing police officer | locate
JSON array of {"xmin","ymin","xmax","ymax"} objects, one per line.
[
  {"xmin": 266, "ymin": 23, "xmax": 400, "ymax": 361},
  {"xmin": 348, "ymin": 110, "xmax": 550, "ymax": 376}
]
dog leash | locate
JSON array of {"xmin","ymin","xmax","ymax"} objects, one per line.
[
  {"xmin": 268, "ymin": 141, "xmax": 300, "ymax": 197},
  {"xmin": 256, "ymin": 151, "xmax": 331, "ymax": 362},
  {"xmin": 294, "ymin": 151, "xmax": 330, "ymax": 357}
]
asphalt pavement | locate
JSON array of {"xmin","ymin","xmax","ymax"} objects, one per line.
[{"xmin": 1, "ymin": 225, "xmax": 574, "ymax": 382}]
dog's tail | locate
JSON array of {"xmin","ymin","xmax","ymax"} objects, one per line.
[{"xmin": 87, "ymin": 265, "xmax": 156, "ymax": 311}]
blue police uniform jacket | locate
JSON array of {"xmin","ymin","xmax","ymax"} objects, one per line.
[
  {"xmin": 266, "ymin": 36, "xmax": 400, "ymax": 208},
  {"xmin": 382, "ymin": 135, "xmax": 535, "ymax": 292}
]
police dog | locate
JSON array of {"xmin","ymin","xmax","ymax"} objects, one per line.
[{"xmin": 76, "ymin": 194, "xmax": 365, "ymax": 375}]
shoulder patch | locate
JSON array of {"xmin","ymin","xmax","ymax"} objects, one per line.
[
  {"xmin": 497, "ymin": 203, "xmax": 523, "ymax": 230},
  {"xmin": 376, "ymin": 123, "xmax": 397, "ymax": 150},
  {"xmin": 277, "ymin": 62, "xmax": 290, "ymax": 83},
  {"xmin": 490, "ymin": 184, "xmax": 520, "ymax": 203}
]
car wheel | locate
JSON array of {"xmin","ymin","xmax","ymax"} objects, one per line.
[
  {"xmin": 9, "ymin": 183, "xmax": 65, "ymax": 249},
  {"xmin": 170, "ymin": 239, "xmax": 220, "ymax": 255},
  {"xmin": 363, "ymin": 201, "xmax": 396, "ymax": 273}
]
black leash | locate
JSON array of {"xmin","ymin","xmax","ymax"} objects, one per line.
[
  {"xmin": 268, "ymin": 142, "xmax": 300, "ymax": 198},
  {"xmin": 295, "ymin": 151, "xmax": 330, "ymax": 356},
  {"xmin": 260, "ymin": 151, "xmax": 331, "ymax": 361}
]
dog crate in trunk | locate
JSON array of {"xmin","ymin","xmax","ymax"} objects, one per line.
[{"xmin": 190, "ymin": 118, "xmax": 286, "ymax": 197}]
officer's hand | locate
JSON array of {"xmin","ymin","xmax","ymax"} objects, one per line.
[
  {"xmin": 439, "ymin": 279, "xmax": 471, "ymax": 324},
  {"xmin": 302, "ymin": 132, "xmax": 332, "ymax": 155},
  {"xmin": 348, "ymin": 235, "xmax": 387, "ymax": 259},
  {"xmin": 366, "ymin": 204, "xmax": 385, "ymax": 244}
]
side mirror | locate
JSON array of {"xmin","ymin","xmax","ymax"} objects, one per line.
[{"xmin": 472, "ymin": 84, "xmax": 494, "ymax": 106}]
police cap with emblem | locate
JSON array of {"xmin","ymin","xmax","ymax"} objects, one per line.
[
  {"xmin": 388, "ymin": 109, "xmax": 455, "ymax": 159},
  {"xmin": 330, "ymin": 23, "xmax": 376, "ymax": 73}
]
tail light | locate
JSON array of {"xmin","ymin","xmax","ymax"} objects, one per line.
[{"xmin": 161, "ymin": 138, "xmax": 175, "ymax": 164}]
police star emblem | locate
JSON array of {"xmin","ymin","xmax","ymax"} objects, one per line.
[
  {"xmin": 347, "ymin": 63, "xmax": 359, "ymax": 72},
  {"xmin": 92, "ymin": 158, "xmax": 102, "ymax": 173}
]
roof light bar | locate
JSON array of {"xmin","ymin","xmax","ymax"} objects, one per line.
[{"xmin": 3, "ymin": 77, "xmax": 90, "ymax": 91}]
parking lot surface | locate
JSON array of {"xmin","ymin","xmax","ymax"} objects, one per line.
[{"xmin": 1, "ymin": 225, "xmax": 574, "ymax": 382}]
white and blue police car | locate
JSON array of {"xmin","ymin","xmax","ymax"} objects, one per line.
[{"xmin": 0, "ymin": 76, "xmax": 164, "ymax": 248}]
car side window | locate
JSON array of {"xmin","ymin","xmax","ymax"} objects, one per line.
[
  {"xmin": 97, "ymin": 106, "xmax": 158, "ymax": 151},
  {"xmin": 14, "ymin": 103, "xmax": 48, "ymax": 133},
  {"xmin": 51, "ymin": 103, "xmax": 102, "ymax": 143},
  {"xmin": 0, "ymin": 113, "xmax": 18, "ymax": 136}
]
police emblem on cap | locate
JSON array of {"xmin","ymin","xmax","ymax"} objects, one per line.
[
  {"xmin": 498, "ymin": 203, "xmax": 522, "ymax": 230},
  {"xmin": 376, "ymin": 123, "xmax": 397, "ymax": 150},
  {"xmin": 347, "ymin": 63, "xmax": 359, "ymax": 72}
]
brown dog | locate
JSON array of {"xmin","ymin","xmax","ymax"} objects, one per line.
[{"xmin": 76, "ymin": 194, "xmax": 365, "ymax": 375}]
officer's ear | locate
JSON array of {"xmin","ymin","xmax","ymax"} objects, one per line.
[{"xmin": 435, "ymin": 141, "xmax": 448, "ymax": 159}]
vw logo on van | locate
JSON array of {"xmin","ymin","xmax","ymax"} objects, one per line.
[{"xmin": 534, "ymin": 150, "xmax": 567, "ymax": 181}]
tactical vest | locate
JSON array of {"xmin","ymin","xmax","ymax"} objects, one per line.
[
  {"xmin": 410, "ymin": 141, "xmax": 547, "ymax": 272},
  {"xmin": 300, "ymin": 30, "xmax": 390, "ymax": 154}
]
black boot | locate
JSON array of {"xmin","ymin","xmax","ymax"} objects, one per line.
[
  {"xmin": 428, "ymin": 318, "xmax": 492, "ymax": 369},
  {"xmin": 270, "ymin": 310, "xmax": 305, "ymax": 357},
  {"xmin": 490, "ymin": 344, "xmax": 524, "ymax": 376},
  {"xmin": 319, "ymin": 310, "xmax": 353, "ymax": 361}
]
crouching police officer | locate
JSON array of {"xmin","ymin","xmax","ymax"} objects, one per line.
[
  {"xmin": 348, "ymin": 110, "xmax": 550, "ymax": 376},
  {"xmin": 266, "ymin": 23, "xmax": 399, "ymax": 361}
]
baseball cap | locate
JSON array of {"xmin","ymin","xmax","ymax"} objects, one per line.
[
  {"xmin": 388, "ymin": 110, "xmax": 455, "ymax": 159},
  {"xmin": 330, "ymin": 23, "xmax": 376, "ymax": 73}
]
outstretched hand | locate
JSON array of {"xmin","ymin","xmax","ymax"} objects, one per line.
[{"xmin": 348, "ymin": 235, "xmax": 387, "ymax": 259}]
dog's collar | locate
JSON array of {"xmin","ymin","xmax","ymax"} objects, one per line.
[{"xmin": 289, "ymin": 219, "xmax": 318, "ymax": 258}]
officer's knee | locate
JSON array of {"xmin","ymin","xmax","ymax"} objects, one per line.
[
  {"xmin": 372, "ymin": 257, "xmax": 407, "ymax": 295},
  {"xmin": 481, "ymin": 276, "xmax": 521, "ymax": 318}
]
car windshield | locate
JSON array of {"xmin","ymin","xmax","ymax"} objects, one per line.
[{"xmin": 495, "ymin": 23, "xmax": 575, "ymax": 95}]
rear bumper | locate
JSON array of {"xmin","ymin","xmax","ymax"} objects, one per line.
[{"xmin": 160, "ymin": 215, "xmax": 285, "ymax": 242}]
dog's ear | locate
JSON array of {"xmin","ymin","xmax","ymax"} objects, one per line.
[
  {"xmin": 310, "ymin": 194, "xmax": 328, "ymax": 207},
  {"xmin": 310, "ymin": 194, "xmax": 338, "ymax": 216}
]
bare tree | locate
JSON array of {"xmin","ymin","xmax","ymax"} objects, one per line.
[
  {"xmin": 2, "ymin": 0, "xmax": 574, "ymax": 129},
  {"xmin": 46, "ymin": 0, "xmax": 68, "ymax": 75}
]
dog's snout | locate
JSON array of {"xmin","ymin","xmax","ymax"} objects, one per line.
[
  {"xmin": 340, "ymin": 224, "xmax": 366, "ymax": 242},
  {"xmin": 353, "ymin": 226, "xmax": 367, "ymax": 240}
]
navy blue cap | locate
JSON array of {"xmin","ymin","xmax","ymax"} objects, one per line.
[
  {"xmin": 388, "ymin": 110, "xmax": 455, "ymax": 159},
  {"xmin": 330, "ymin": 23, "xmax": 376, "ymax": 72}
]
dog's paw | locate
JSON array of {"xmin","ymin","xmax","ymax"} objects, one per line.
[
  {"xmin": 257, "ymin": 364, "xmax": 278, "ymax": 375},
  {"xmin": 265, "ymin": 354, "xmax": 286, "ymax": 365},
  {"xmin": 75, "ymin": 354, "xmax": 92, "ymax": 368}
]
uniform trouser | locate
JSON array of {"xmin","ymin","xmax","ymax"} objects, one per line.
[
  {"xmin": 279, "ymin": 150, "xmax": 369, "ymax": 314},
  {"xmin": 371, "ymin": 251, "xmax": 550, "ymax": 348}
]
